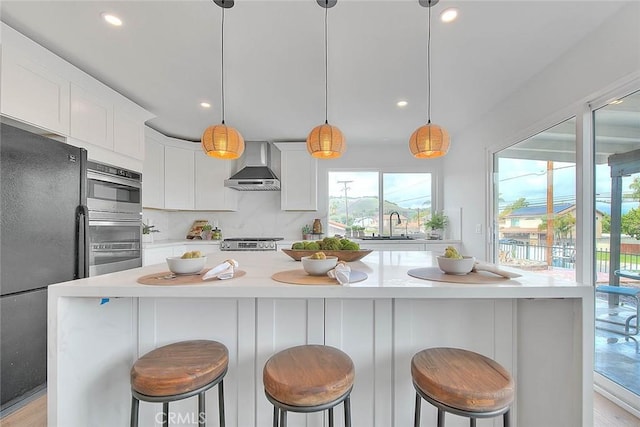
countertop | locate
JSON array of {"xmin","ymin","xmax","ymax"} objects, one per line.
[{"xmin": 51, "ymin": 250, "xmax": 590, "ymax": 300}]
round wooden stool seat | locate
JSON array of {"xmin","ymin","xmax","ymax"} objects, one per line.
[
  {"xmin": 411, "ymin": 348, "xmax": 514, "ymax": 427},
  {"xmin": 131, "ymin": 340, "xmax": 229, "ymax": 397},
  {"xmin": 263, "ymin": 344, "xmax": 355, "ymax": 407},
  {"xmin": 411, "ymin": 347, "xmax": 514, "ymax": 414}
]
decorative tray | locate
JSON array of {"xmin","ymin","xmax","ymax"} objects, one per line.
[
  {"xmin": 137, "ymin": 269, "xmax": 246, "ymax": 285},
  {"xmin": 281, "ymin": 248, "xmax": 373, "ymax": 262},
  {"xmin": 271, "ymin": 269, "xmax": 368, "ymax": 285}
]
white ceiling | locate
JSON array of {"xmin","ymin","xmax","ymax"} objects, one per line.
[{"xmin": 0, "ymin": 0, "xmax": 630, "ymax": 146}]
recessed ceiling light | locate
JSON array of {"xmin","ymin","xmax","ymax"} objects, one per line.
[
  {"xmin": 397, "ymin": 100, "xmax": 408, "ymax": 108},
  {"xmin": 101, "ymin": 13, "xmax": 123, "ymax": 27},
  {"xmin": 440, "ymin": 8, "xmax": 458, "ymax": 23},
  {"xmin": 200, "ymin": 102, "xmax": 211, "ymax": 108}
]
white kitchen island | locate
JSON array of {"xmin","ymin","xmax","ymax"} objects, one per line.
[{"xmin": 48, "ymin": 251, "xmax": 594, "ymax": 427}]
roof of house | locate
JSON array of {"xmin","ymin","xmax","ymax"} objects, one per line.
[{"xmin": 508, "ymin": 203, "xmax": 573, "ymax": 217}]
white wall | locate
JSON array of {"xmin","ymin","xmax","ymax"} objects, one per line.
[
  {"xmin": 444, "ymin": 2, "xmax": 640, "ymax": 260},
  {"xmin": 144, "ymin": 142, "xmax": 444, "ymax": 241}
]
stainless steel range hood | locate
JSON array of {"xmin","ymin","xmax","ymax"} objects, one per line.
[{"xmin": 224, "ymin": 141, "xmax": 280, "ymax": 191}]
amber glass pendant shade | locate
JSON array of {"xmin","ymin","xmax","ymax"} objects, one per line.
[
  {"xmin": 409, "ymin": 123, "xmax": 450, "ymax": 159},
  {"xmin": 306, "ymin": 123, "xmax": 345, "ymax": 159},
  {"xmin": 201, "ymin": 124, "xmax": 245, "ymax": 160}
]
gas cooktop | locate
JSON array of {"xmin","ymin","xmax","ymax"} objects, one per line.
[{"xmin": 220, "ymin": 237, "xmax": 283, "ymax": 251}]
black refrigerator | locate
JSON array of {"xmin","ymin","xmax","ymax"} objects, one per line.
[{"xmin": 0, "ymin": 123, "xmax": 88, "ymax": 410}]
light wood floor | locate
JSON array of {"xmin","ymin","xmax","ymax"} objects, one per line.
[{"xmin": 1, "ymin": 392, "xmax": 639, "ymax": 426}]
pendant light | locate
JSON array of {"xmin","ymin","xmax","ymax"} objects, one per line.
[
  {"xmin": 409, "ymin": 0, "xmax": 450, "ymax": 159},
  {"xmin": 201, "ymin": 0, "xmax": 245, "ymax": 160},
  {"xmin": 306, "ymin": 0, "xmax": 345, "ymax": 159}
]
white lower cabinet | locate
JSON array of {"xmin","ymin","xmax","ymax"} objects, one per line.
[{"xmin": 142, "ymin": 245, "xmax": 185, "ymax": 266}]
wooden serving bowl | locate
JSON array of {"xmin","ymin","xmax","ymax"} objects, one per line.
[{"xmin": 281, "ymin": 248, "xmax": 373, "ymax": 262}]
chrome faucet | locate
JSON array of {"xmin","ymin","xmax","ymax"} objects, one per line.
[{"xmin": 389, "ymin": 211, "xmax": 401, "ymax": 237}]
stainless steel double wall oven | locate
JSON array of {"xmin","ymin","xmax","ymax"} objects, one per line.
[{"xmin": 87, "ymin": 160, "xmax": 142, "ymax": 276}]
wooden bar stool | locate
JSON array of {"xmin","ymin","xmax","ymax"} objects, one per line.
[
  {"xmin": 130, "ymin": 340, "xmax": 228, "ymax": 427},
  {"xmin": 263, "ymin": 344, "xmax": 355, "ymax": 427},
  {"xmin": 411, "ymin": 347, "xmax": 514, "ymax": 427}
]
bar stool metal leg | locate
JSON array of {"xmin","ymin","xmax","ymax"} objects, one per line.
[
  {"xmin": 273, "ymin": 406, "xmax": 279, "ymax": 427},
  {"xmin": 504, "ymin": 410, "xmax": 510, "ymax": 427},
  {"xmin": 414, "ymin": 393, "xmax": 421, "ymax": 427},
  {"xmin": 130, "ymin": 396, "xmax": 139, "ymax": 427},
  {"xmin": 198, "ymin": 391, "xmax": 205, "ymax": 427},
  {"xmin": 329, "ymin": 407, "xmax": 334, "ymax": 427},
  {"xmin": 218, "ymin": 380, "xmax": 225, "ymax": 427},
  {"xmin": 344, "ymin": 396, "xmax": 352, "ymax": 427},
  {"xmin": 162, "ymin": 402, "xmax": 169, "ymax": 427},
  {"xmin": 470, "ymin": 418, "xmax": 476, "ymax": 427},
  {"xmin": 280, "ymin": 409, "xmax": 287, "ymax": 427},
  {"xmin": 437, "ymin": 408, "xmax": 444, "ymax": 427}
]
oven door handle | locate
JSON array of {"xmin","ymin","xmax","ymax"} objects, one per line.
[
  {"xmin": 87, "ymin": 170, "xmax": 142, "ymax": 189},
  {"xmin": 89, "ymin": 220, "xmax": 142, "ymax": 227},
  {"xmin": 76, "ymin": 205, "xmax": 89, "ymax": 279}
]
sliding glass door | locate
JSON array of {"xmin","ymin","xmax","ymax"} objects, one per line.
[{"xmin": 593, "ymin": 89, "xmax": 640, "ymax": 407}]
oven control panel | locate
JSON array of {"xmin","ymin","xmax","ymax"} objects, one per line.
[{"xmin": 220, "ymin": 240, "xmax": 278, "ymax": 251}]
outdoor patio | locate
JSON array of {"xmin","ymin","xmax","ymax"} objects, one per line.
[
  {"xmin": 595, "ymin": 294, "xmax": 640, "ymax": 396},
  {"xmin": 505, "ymin": 261, "xmax": 640, "ymax": 397}
]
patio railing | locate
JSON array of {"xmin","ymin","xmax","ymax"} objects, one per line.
[{"xmin": 499, "ymin": 242, "xmax": 640, "ymax": 273}]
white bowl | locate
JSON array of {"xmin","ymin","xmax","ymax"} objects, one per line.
[
  {"xmin": 301, "ymin": 256, "xmax": 338, "ymax": 276},
  {"xmin": 436, "ymin": 256, "xmax": 476, "ymax": 275},
  {"xmin": 166, "ymin": 256, "xmax": 207, "ymax": 275}
]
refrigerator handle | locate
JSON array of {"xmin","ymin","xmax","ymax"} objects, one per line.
[{"xmin": 76, "ymin": 205, "xmax": 90, "ymax": 279}]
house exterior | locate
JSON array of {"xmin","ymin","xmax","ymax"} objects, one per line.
[{"xmin": 500, "ymin": 203, "xmax": 605, "ymax": 244}]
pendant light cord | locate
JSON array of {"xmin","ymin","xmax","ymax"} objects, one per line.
[
  {"xmin": 221, "ymin": 7, "xmax": 226, "ymax": 124},
  {"xmin": 427, "ymin": 1, "xmax": 431, "ymax": 125},
  {"xmin": 324, "ymin": 2, "xmax": 329, "ymax": 125}
]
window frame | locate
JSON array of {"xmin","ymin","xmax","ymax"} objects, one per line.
[{"xmin": 326, "ymin": 167, "xmax": 441, "ymax": 236}]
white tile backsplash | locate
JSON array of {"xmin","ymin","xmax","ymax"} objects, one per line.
[{"xmin": 143, "ymin": 190, "xmax": 324, "ymax": 241}]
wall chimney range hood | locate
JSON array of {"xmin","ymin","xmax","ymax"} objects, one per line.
[{"xmin": 224, "ymin": 141, "xmax": 280, "ymax": 191}]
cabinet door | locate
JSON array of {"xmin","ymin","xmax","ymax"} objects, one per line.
[
  {"xmin": 194, "ymin": 152, "xmax": 238, "ymax": 211},
  {"xmin": 164, "ymin": 146, "xmax": 195, "ymax": 210},
  {"xmin": 142, "ymin": 135, "xmax": 165, "ymax": 209},
  {"xmin": 276, "ymin": 143, "xmax": 317, "ymax": 211},
  {"xmin": 114, "ymin": 107, "xmax": 145, "ymax": 160},
  {"xmin": 70, "ymin": 83, "xmax": 113, "ymax": 149},
  {"xmin": 142, "ymin": 246, "xmax": 174, "ymax": 266},
  {"xmin": 1, "ymin": 47, "xmax": 70, "ymax": 135}
]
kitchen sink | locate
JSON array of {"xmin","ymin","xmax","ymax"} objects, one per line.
[{"xmin": 361, "ymin": 235, "xmax": 415, "ymax": 240}]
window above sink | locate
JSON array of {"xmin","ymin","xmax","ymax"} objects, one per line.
[{"xmin": 327, "ymin": 171, "xmax": 433, "ymax": 238}]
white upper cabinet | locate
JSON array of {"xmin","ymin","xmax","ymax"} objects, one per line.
[
  {"xmin": 1, "ymin": 23, "xmax": 153, "ymax": 168},
  {"xmin": 142, "ymin": 130, "xmax": 165, "ymax": 209},
  {"xmin": 1, "ymin": 46, "xmax": 70, "ymax": 135},
  {"xmin": 114, "ymin": 107, "xmax": 146, "ymax": 160},
  {"xmin": 142, "ymin": 128, "xmax": 239, "ymax": 212},
  {"xmin": 70, "ymin": 83, "xmax": 114, "ymax": 150},
  {"xmin": 195, "ymin": 151, "xmax": 238, "ymax": 211},
  {"xmin": 275, "ymin": 142, "xmax": 318, "ymax": 211},
  {"xmin": 164, "ymin": 145, "xmax": 195, "ymax": 210}
]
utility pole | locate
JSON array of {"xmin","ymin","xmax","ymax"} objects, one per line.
[{"xmin": 337, "ymin": 180, "xmax": 353, "ymax": 226}]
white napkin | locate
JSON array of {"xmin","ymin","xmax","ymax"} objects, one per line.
[
  {"xmin": 202, "ymin": 259, "xmax": 239, "ymax": 280},
  {"xmin": 327, "ymin": 262, "xmax": 351, "ymax": 285}
]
